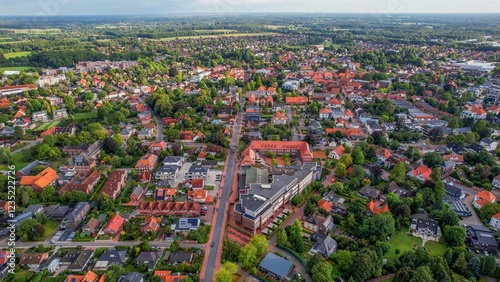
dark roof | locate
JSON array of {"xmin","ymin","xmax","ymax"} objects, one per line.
[
  {"xmin": 444, "ymin": 183, "xmax": 463, "ymax": 198},
  {"xmin": 312, "ymin": 236, "xmax": 338, "ymax": 258},
  {"xmin": 166, "ymin": 251, "xmax": 193, "ymax": 265},
  {"xmin": 62, "ymin": 250, "xmax": 94, "ymax": 271},
  {"xmin": 119, "ymin": 272, "xmax": 144, "ymax": 282},
  {"xmin": 258, "ymin": 252, "xmax": 294, "ymax": 279},
  {"xmin": 97, "ymin": 250, "xmax": 127, "ymax": 264},
  {"xmin": 136, "ymin": 251, "xmax": 163, "ymax": 263}
]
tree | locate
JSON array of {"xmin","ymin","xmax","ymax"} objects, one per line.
[
  {"xmin": 480, "ymin": 203, "xmax": 500, "ymax": 221},
  {"xmin": 336, "ymin": 250, "xmax": 355, "ymax": 274},
  {"xmin": 307, "ymin": 253, "xmax": 323, "ymax": 272},
  {"xmin": 170, "ymin": 239, "xmax": 180, "ymax": 252},
  {"xmin": 429, "ymin": 128, "xmax": 443, "ymax": 142},
  {"xmin": 423, "ymin": 152, "xmax": 444, "ymax": 169},
  {"xmin": 216, "ymin": 262, "xmax": 238, "ymax": 282},
  {"xmin": 468, "ymin": 255, "xmax": 481, "ymax": 278},
  {"xmin": 303, "ymin": 134, "xmax": 317, "ymax": 146},
  {"xmin": 481, "ymin": 255, "xmax": 496, "ymax": 276},
  {"xmin": 103, "ymin": 137, "xmax": 119, "ymax": 154},
  {"xmin": 289, "ymin": 219, "xmax": 304, "ymax": 253},
  {"xmin": 276, "ymin": 228, "xmax": 289, "ymax": 247},
  {"xmin": 339, "ymin": 153, "xmax": 353, "ymax": 167},
  {"xmin": 394, "ymin": 266, "xmax": 412, "ymax": 282},
  {"xmin": 452, "ymin": 252, "xmax": 468, "ymax": 275},
  {"xmin": 14, "ymin": 126, "xmax": 24, "ymax": 139},
  {"xmin": 0, "ymin": 147, "xmax": 11, "ymax": 163},
  {"xmin": 443, "ymin": 226, "xmax": 466, "ymax": 247},
  {"xmin": 359, "ymin": 213, "xmax": 395, "ymax": 243},
  {"xmin": 350, "ymin": 248, "xmax": 378, "ymax": 282},
  {"xmin": 311, "ymin": 261, "xmax": 333, "ymax": 282},
  {"xmin": 352, "ymin": 146, "xmax": 365, "ymax": 165},
  {"xmin": 335, "ymin": 163, "xmax": 347, "ymax": 179},
  {"xmin": 431, "ymin": 168, "xmax": 442, "ymax": 182},
  {"xmin": 389, "ymin": 162, "xmax": 406, "ymax": 184},
  {"xmin": 447, "ymin": 117, "xmax": 459, "ymax": 128},
  {"xmin": 410, "ymin": 266, "xmax": 433, "ymax": 282},
  {"xmin": 239, "ymin": 244, "xmax": 259, "ymax": 270},
  {"xmin": 250, "ymin": 234, "xmax": 268, "ymax": 257}
]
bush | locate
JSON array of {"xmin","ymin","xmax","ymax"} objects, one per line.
[{"xmin": 277, "ymin": 244, "xmax": 307, "ymax": 266}]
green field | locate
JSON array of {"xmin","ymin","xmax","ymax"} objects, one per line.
[
  {"xmin": 3, "ymin": 51, "xmax": 31, "ymax": 59},
  {"xmin": 36, "ymin": 120, "xmax": 61, "ymax": 131},
  {"xmin": 386, "ymin": 232, "xmax": 423, "ymax": 262},
  {"xmin": 194, "ymin": 29, "xmax": 237, "ymax": 33},
  {"xmin": 41, "ymin": 220, "xmax": 60, "ymax": 241},
  {"xmin": 51, "ymin": 157, "xmax": 69, "ymax": 172},
  {"xmin": 0, "ymin": 41, "xmax": 27, "ymax": 45},
  {"xmin": 424, "ymin": 240, "xmax": 447, "ymax": 257},
  {"xmin": 0, "ymin": 28, "xmax": 61, "ymax": 34},
  {"xmin": 156, "ymin": 32, "xmax": 277, "ymax": 41},
  {"xmin": 73, "ymin": 110, "xmax": 98, "ymax": 120},
  {"xmin": 0, "ymin": 66, "xmax": 33, "ymax": 72},
  {"xmin": 0, "ymin": 150, "xmax": 29, "ymax": 171}
]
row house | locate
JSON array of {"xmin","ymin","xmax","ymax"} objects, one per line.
[
  {"xmin": 32, "ymin": 111, "xmax": 49, "ymax": 122},
  {"xmin": 102, "ymin": 170, "xmax": 128, "ymax": 200},
  {"xmin": 135, "ymin": 202, "xmax": 202, "ymax": 217},
  {"xmin": 135, "ymin": 154, "xmax": 158, "ymax": 172},
  {"xmin": 58, "ymin": 171, "xmax": 101, "ymax": 195}
]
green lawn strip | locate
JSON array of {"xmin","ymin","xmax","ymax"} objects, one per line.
[
  {"xmin": 41, "ymin": 220, "xmax": 60, "ymax": 241},
  {"xmin": 73, "ymin": 110, "xmax": 98, "ymax": 120},
  {"xmin": 0, "ymin": 66, "xmax": 33, "ymax": 71},
  {"xmin": 3, "ymin": 51, "xmax": 31, "ymax": 59},
  {"xmin": 36, "ymin": 121, "xmax": 61, "ymax": 131},
  {"xmin": 386, "ymin": 232, "xmax": 422, "ymax": 263},
  {"xmin": 424, "ymin": 240, "xmax": 447, "ymax": 257}
]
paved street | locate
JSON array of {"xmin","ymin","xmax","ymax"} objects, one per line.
[
  {"xmin": 137, "ymin": 95, "xmax": 163, "ymax": 141},
  {"xmin": 9, "ymin": 139, "xmax": 40, "ymax": 155},
  {"xmin": 2, "ymin": 240, "xmax": 204, "ymax": 249},
  {"xmin": 286, "ymin": 106, "xmax": 298, "ymax": 141},
  {"xmin": 202, "ymin": 103, "xmax": 243, "ymax": 281}
]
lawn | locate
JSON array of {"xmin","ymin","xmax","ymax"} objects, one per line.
[
  {"xmin": 41, "ymin": 220, "xmax": 60, "ymax": 241},
  {"xmin": 205, "ymin": 185, "xmax": 215, "ymax": 191},
  {"xmin": 73, "ymin": 110, "xmax": 98, "ymax": 120},
  {"xmin": 0, "ymin": 66, "xmax": 33, "ymax": 72},
  {"xmin": 3, "ymin": 51, "xmax": 31, "ymax": 59},
  {"xmin": 0, "ymin": 150, "xmax": 29, "ymax": 171},
  {"xmin": 50, "ymin": 158, "xmax": 69, "ymax": 172},
  {"xmin": 386, "ymin": 232, "xmax": 422, "ymax": 262},
  {"xmin": 424, "ymin": 240, "xmax": 447, "ymax": 257},
  {"xmin": 36, "ymin": 120, "xmax": 61, "ymax": 131}
]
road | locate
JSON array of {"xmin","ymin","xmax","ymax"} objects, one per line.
[
  {"xmin": 137, "ymin": 95, "xmax": 163, "ymax": 141},
  {"xmin": 9, "ymin": 139, "xmax": 40, "ymax": 155},
  {"xmin": 202, "ymin": 103, "xmax": 243, "ymax": 281},
  {"xmin": 5, "ymin": 240, "xmax": 204, "ymax": 249}
]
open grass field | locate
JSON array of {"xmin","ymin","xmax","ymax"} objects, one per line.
[
  {"xmin": 0, "ymin": 28, "xmax": 62, "ymax": 34},
  {"xmin": 0, "ymin": 150, "xmax": 29, "ymax": 171},
  {"xmin": 36, "ymin": 120, "xmax": 61, "ymax": 131},
  {"xmin": 194, "ymin": 29, "xmax": 237, "ymax": 33},
  {"xmin": 0, "ymin": 41, "xmax": 27, "ymax": 45},
  {"xmin": 155, "ymin": 32, "xmax": 277, "ymax": 41},
  {"xmin": 386, "ymin": 232, "xmax": 422, "ymax": 263},
  {"xmin": 424, "ymin": 240, "xmax": 447, "ymax": 257},
  {"xmin": 51, "ymin": 157, "xmax": 69, "ymax": 172},
  {"xmin": 3, "ymin": 51, "xmax": 31, "ymax": 59},
  {"xmin": 41, "ymin": 220, "xmax": 60, "ymax": 241},
  {"xmin": 73, "ymin": 110, "xmax": 98, "ymax": 120},
  {"xmin": 0, "ymin": 66, "xmax": 33, "ymax": 72}
]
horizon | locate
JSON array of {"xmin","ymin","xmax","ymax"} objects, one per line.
[{"xmin": 1, "ymin": 0, "xmax": 500, "ymax": 17}]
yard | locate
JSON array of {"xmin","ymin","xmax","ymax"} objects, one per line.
[
  {"xmin": 41, "ymin": 220, "xmax": 60, "ymax": 241},
  {"xmin": 0, "ymin": 150, "xmax": 29, "ymax": 170},
  {"xmin": 4, "ymin": 269, "xmax": 34, "ymax": 282},
  {"xmin": 50, "ymin": 157, "xmax": 69, "ymax": 172},
  {"xmin": 0, "ymin": 66, "xmax": 33, "ymax": 71},
  {"xmin": 73, "ymin": 110, "xmax": 98, "ymax": 120},
  {"xmin": 3, "ymin": 51, "xmax": 31, "ymax": 59},
  {"xmin": 424, "ymin": 240, "xmax": 447, "ymax": 257},
  {"xmin": 36, "ymin": 120, "xmax": 61, "ymax": 131},
  {"xmin": 386, "ymin": 232, "xmax": 423, "ymax": 263}
]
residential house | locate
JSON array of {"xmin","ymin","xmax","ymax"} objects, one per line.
[
  {"xmin": 61, "ymin": 202, "xmax": 90, "ymax": 230},
  {"xmin": 285, "ymin": 96, "xmax": 308, "ymax": 105},
  {"xmin": 185, "ymin": 166, "xmax": 208, "ymax": 179},
  {"xmin": 367, "ymin": 200, "xmax": 390, "ymax": 215},
  {"xmin": 466, "ymin": 224, "xmax": 498, "ymax": 253},
  {"xmin": 64, "ymin": 155, "xmax": 96, "ymax": 173},
  {"xmin": 130, "ymin": 186, "xmax": 145, "ymax": 202},
  {"xmin": 303, "ymin": 211, "xmax": 334, "ymax": 235},
  {"xmin": 135, "ymin": 154, "xmax": 158, "ymax": 172},
  {"xmin": 480, "ymin": 138, "xmax": 498, "ymax": 151},
  {"xmin": 492, "ymin": 175, "xmax": 500, "ymax": 189},
  {"xmin": 138, "ymin": 128, "xmax": 155, "ymax": 140},
  {"xmin": 53, "ymin": 109, "xmax": 68, "ymax": 120},
  {"xmin": 162, "ymin": 156, "xmax": 184, "ymax": 166},
  {"xmin": 329, "ymin": 145, "xmax": 345, "ymax": 160},
  {"xmin": 18, "ymin": 252, "xmax": 49, "ymax": 271},
  {"xmin": 149, "ymin": 141, "xmax": 167, "ymax": 155},
  {"xmin": 308, "ymin": 235, "xmax": 338, "ymax": 258},
  {"xmin": 32, "ymin": 111, "xmax": 49, "ymax": 122},
  {"xmin": 58, "ymin": 170, "xmax": 101, "ymax": 195},
  {"xmin": 318, "ymin": 199, "xmax": 333, "ymax": 213},
  {"xmin": 258, "ymin": 252, "xmax": 294, "ymax": 281},
  {"xmin": 166, "ymin": 252, "xmax": 193, "ymax": 265},
  {"xmin": 153, "ymin": 270, "xmax": 187, "ymax": 282},
  {"xmin": 19, "ymin": 167, "xmax": 58, "ymax": 191},
  {"xmin": 103, "ymin": 215, "xmax": 125, "ymax": 236},
  {"xmin": 272, "ymin": 111, "xmax": 288, "ymax": 125},
  {"xmin": 473, "ymin": 190, "xmax": 496, "ymax": 209},
  {"xmin": 443, "ymin": 154, "xmax": 464, "ymax": 165},
  {"xmin": 171, "ymin": 218, "xmax": 200, "ymax": 234},
  {"xmin": 94, "ymin": 250, "xmax": 127, "ymax": 269},
  {"xmin": 358, "ymin": 186, "xmax": 380, "ymax": 200},
  {"xmin": 118, "ymin": 272, "xmax": 144, "ymax": 282},
  {"xmin": 489, "ymin": 213, "xmax": 500, "ymax": 229},
  {"xmin": 319, "ymin": 108, "xmax": 331, "ymax": 119},
  {"xmin": 60, "ymin": 250, "xmax": 94, "ymax": 272},
  {"xmin": 461, "ymin": 109, "xmax": 487, "ymax": 120},
  {"xmin": 376, "ymin": 147, "xmax": 392, "ymax": 161},
  {"xmin": 140, "ymin": 216, "xmax": 160, "ymax": 234},
  {"xmin": 154, "ymin": 188, "xmax": 176, "ymax": 201},
  {"xmin": 366, "ymin": 120, "xmax": 383, "ymax": 134},
  {"xmin": 65, "ymin": 270, "xmax": 99, "ymax": 282},
  {"xmin": 444, "ymin": 183, "xmax": 465, "ymax": 200},
  {"xmin": 120, "ymin": 128, "xmax": 135, "ymax": 140},
  {"xmin": 410, "ymin": 218, "xmax": 440, "ymax": 238},
  {"xmin": 135, "ymin": 202, "xmax": 201, "ymax": 217},
  {"xmin": 136, "ymin": 251, "xmax": 163, "ymax": 272},
  {"xmin": 408, "ymin": 165, "xmax": 432, "ymax": 182},
  {"xmin": 155, "ymin": 166, "xmax": 179, "ymax": 181},
  {"xmin": 82, "ymin": 218, "xmax": 102, "ymax": 235}
]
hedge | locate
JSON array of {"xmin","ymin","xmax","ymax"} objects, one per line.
[{"xmin": 277, "ymin": 244, "xmax": 307, "ymax": 267}]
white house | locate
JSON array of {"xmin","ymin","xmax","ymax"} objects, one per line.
[
  {"xmin": 490, "ymin": 213, "xmax": 500, "ymax": 230},
  {"xmin": 461, "ymin": 109, "xmax": 487, "ymax": 120},
  {"xmin": 492, "ymin": 175, "xmax": 500, "ymax": 189}
]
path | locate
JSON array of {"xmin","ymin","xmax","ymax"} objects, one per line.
[
  {"xmin": 272, "ymin": 246, "xmax": 313, "ymax": 282},
  {"xmin": 137, "ymin": 95, "xmax": 163, "ymax": 141},
  {"xmin": 9, "ymin": 139, "xmax": 40, "ymax": 154}
]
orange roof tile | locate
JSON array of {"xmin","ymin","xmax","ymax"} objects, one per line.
[
  {"xmin": 104, "ymin": 215, "xmax": 125, "ymax": 234},
  {"xmin": 20, "ymin": 167, "xmax": 58, "ymax": 189},
  {"xmin": 286, "ymin": 96, "xmax": 308, "ymax": 104},
  {"xmin": 318, "ymin": 199, "xmax": 333, "ymax": 212},
  {"xmin": 367, "ymin": 200, "xmax": 390, "ymax": 215}
]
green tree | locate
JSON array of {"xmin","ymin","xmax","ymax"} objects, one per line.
[
  {"xmin": 359, "ymin": 213, "xmax": 395, "ymax": 243},
  {"xmin": 216, "ymin": 262, "xmax": 238, "ymax": 282},
  {"xmin": 443, "ymin": 226, "xmax": 466, "ymax": 247},
  {"xmin": 410, "ymin": 266, "xmax": 433, "ymax": 282},
  {"xmin": 170, "ymin": 239, "xmax": 180, "ymax": 252},
  {"xmin": 239, "ymin": 244, "xmax": 259, "ymax": 270},
  {"xmin": 389, "ymin": 162, "xmax": 406, "ymax": 184},
  {"xmin": 452, "ymin": 252, "xmax": 468, "ymax": 275},
  {"xmin": 307, "ymin": 253, "xmax": 323, "ymax": 272},
  {"xmin": 339, "ymin": 153, "xmax": 353, "ymax": 167},
  {"xmin": 311, "ymin": 261, "xmax": 333, "ymax": 282},
  {"xmin": 481, "ymin": 255, "xmax": 496, "ymax": 276},
  {"xmin": 352, "ymin": 146, "xmax": 365, "ymax": 165},
  {"xmin": 14, "ymin": 126, "xmax": 24, "ymax": 139},
  {"xmin": 0, "ymin": 147, "xmax": 11, "ymax": 163},
  {"xmin": 394, "ymin": 266, "xmax": 412, "ymax": 282},
  {"xmin": 289, "ymin": 219, "xmax": 304, "ymax": 253},
  {"xmin": 335, "ymin": 163, "xmax": 347, "ymax": 179},
  {"xmin": 423, "ymin": 152, "xmax": 444, "ymax": 169},
  {"xmin": 468, "ymin": 255, "xmax": 481, "ymax": 278},
  {"xmin": 335, "ymin": 250, "xmax": 355, "ymax": 274},
  {"xmin": 276, "ymin": 228, "xmax": 289, "ymax": 247},
  {"xmin": 250, "ymin": 234, "xmax": 268, "ymax": 257}
]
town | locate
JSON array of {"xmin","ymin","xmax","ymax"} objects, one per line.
[{"xmin": 0, "ymin": 12, "xmax": 500, "ymax": 282}]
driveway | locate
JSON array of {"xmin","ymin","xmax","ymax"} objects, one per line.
[
  {"xmin": 459, "ymin": 194, "xmax": 483, "ymax": 226},
  {"xmin": 274, "ymin": 247, "xmax": 313, "ymax": 282}
]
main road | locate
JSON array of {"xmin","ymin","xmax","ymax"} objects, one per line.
[
  {"xmin": 137, "ymin": 95, "xmax": 164, "ymax": 141},
  {"xmin": 6, "ymin": 240, "xmax": 204, "ymax": 249},
  {"xmin": 202, "ymin": 100, "xmax": 244, "ymax": 281}
]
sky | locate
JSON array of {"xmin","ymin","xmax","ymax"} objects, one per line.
[{"xmin": 1, "ymin": 0, "xmax": 500, "ymax": 16}]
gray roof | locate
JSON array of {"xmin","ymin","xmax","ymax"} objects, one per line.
[
  {"xmin": 312, "ymin": 236, "xmax": 338, "ymax": 258},
  {"xmin": 63, "ymin": 202, "xmax": 89, "ymax": 221},
  {"xmin": 188, "ymin": 166, "xmax": 208, "ymax": 173},
  {"xmin": 156, "ymin": 165, "xmax": 178, "ymax": 174},
  {"xmin": 136, "ymin": 251, "xmax": 163, "ymax": 263},
  {"xmin": 167, "ymin": 251, "xmax": 194, "ymax": 265},
  {"xmin": 18, "ymin": 160, "xmax": 46, "ymax": 176},
  {"xmin": 119, "ymin": 272, "xmax": 144, "ymax": 282},
  {"xmin": 258, "ymin": 252, "xmax": 294, "ymax": 279},
  {"xmin": 245, "ymin": 168, "xmax": 268, "ymax": 186},
  {"xmin": 97, "ymin": 250, "xmax": 127, "ymax": 264},
  {"xmin": 131, "ymin": 186, "xmax": 144, "ymax": 197},
  {"xmin": 162, "ymin": 156, "xmax": 183, "ymax": 163}
]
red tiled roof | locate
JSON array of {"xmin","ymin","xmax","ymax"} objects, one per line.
[
  {"xmin": 104, "ymin": 215, "xmax": 125, "ymax": 234},
  {"xmin": 286, "ymin": 96, "xmax": 308, "ymax": 104},
  {"xmin": 367, "ymin": 200, "xmax": 390, "ymax": 215}
]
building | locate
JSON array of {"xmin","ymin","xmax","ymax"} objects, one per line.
[
  {"xmin": 94, "ymin": 250, "xmax": 127, "ymax": 270},
  {"xmin": 258, "ymin": 252, "xmax": 295, "ymax": 281},
  {"xmin": 308, "ymin": 235, "xmax": 337, "ymax": 258},
  {"xmin": 303, "ymin": 211, "xmax": 334, "ymax": 235},
  {"xmin": 410, "ymin": 218, "xmax": 440, "ymax": 238},
  {"xmin": 19, "ymin": 167, "xmax": 58, "ymax": 191},
  {"xmin": 474, "ymin": 190, "xmax": 496, "ymax": 209},
  {"xmin": 135, "ymin": 251, "xmax": 163, "ymax": 272},
  {"xmin": 153, "ymin": 270, "xmax": 187, "ymax": 282},
  {"xmin": 119, "ymin": 272, "xmax": 144, "ymax": 282},
  {"xmin": 149, "ymin": 141, "xmax": 167, "ymax": 155},
  {"xmin": 241, "ymin": 141, "xmax": 314, "ymax": 166},
  {"xmin": 0, "ymin": 84, "xmax": 37, "ymax": 96},
  {"xmin": 18, "ymin": 252, "xmax": 49, "ymax": 271},
  {"xmin": 135, "ymin": 154, "xmax": 159, "ymax": 172},
  {"xmin": 466, "ymin": 224, "xmax": 498, "ymax": 253},
  {"xmin": 136, "ymin": 202, "xmax": 201, "ymax": 217},
  {"xmin": 461, "ymin": 109, "xmax": 487, "ymax": 120},
  {"xmin": 140, "ymin": 216, "xmax": 160, "ymax": 234},
  {"xmin": 367, "ymin": 200, "xmax": 390, "ymax": 215},
  {"xmin": 102, "ymin": 170, "xmax": 128, "ymax": 200},
  {"xmin": 272, "ymin": 111, "xmax": 288, "ymax": 124},
  {"xmin": 235, "ymin": 163, "xmax": 317, "ymax": 234},
  {"xmin": 162, "ymin": 156, "xmax": 184, "ymax": 166},
  {"xmin": 493, "ymin": 175, "xmax": 500, "ymax": 189},
  {"xmin": 155, "ymin": 166, "xmax": 179, "ymax": 181},
  {"xmin": 60, "ymin": 250, "xmax": 94, "ymax": 272},
  {"xmin": 166, "ymin": 251, "xmax": 194, "ymax": 265},
  {"xmin": 65, "ymin": 270, "xmax": 99, "ymax": 282},
  {"xmin": 408, "ymin": 165, "xmax": 432, "ymax": 182},
  {"xmin": 171, "ymin": 218, "xmax": 200, "ymax": 234},
  {"xmin": 330, "ymin": 145, "xmax": 345, "ymax": 160},
  {"xmin": 185, "ymin": 166, "xmax": 208, "ymax": 179},
  {"xmin": 489, "ymin": 213, "xmax": 500, "ymax": 230},
  {"xmin": 61, "ymin": 202, "xmax": 90, "ymax": 230},
  {"xmin": 103, "ymin": 215, "xmax": 125, "ymax": 236},
  {"xmin": 82, "ymin": 218, "xmax": 102, "ymax": 235},
  {"xmin": 58, "ymin": 171, "xmax": 101, "ymax": 195},
  {"xmin": 64, "ymin": 155, "xmax": 97, "ymax": 173},
  {"xmin": 358, "ymin": 186, "xmax": 381, "ymax": 200}
]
